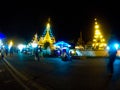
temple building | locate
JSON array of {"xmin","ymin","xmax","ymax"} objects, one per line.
[
  {"xmin": 38, "ymin": 18, "xmax": 56, "ymax": 49},
  {"xmin": 92, "ymin": 18, "xmax": 107, "ymax": 50}
]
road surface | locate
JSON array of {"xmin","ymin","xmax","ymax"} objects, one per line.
[{"xmin": 4, "ymin": 53, "xmax": 120, "ymax": 90}]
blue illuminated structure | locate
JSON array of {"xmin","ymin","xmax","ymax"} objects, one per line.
[
  {"xmin": 107, "ymin": 43, "xmax": 120, "ymax": 50},
  {"xmin": 0, "ymin": 33, "xmax": 6, "ymax": 39},
  {"xmin": 54, "ymin": 41, "xmax": 71, "ymax": 48},
  {"xmin": 54, "ymin": 41, "xmax": 71, "ymax": 59}
]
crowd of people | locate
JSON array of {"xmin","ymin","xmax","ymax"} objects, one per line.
[
  {"xmin": 0, "ymin": 46, "xmax": 14, "ymax": 59},
  {"xmin": 0, "ymin": 36, "xmax": 119, "ymax": 78}
]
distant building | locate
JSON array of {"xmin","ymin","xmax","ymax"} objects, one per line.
[
  {"xmin": 92, "ymin": 18, "xmax": 107, "ymax": 50},
  {"xmin": 38, "ymin": 18, "xmax": 56, "ymax": 50}
]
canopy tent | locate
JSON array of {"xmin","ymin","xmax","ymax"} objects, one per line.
[{"xmin": 54, "ymin": 41, "xmax": 71, "ymax": 48}]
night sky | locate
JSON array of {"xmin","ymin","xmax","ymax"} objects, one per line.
[{"xmin": 0, "ymin": 1, "xmax": 120, "ymax": 44}]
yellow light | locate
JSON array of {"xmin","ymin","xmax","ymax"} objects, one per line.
[
  {"xmin": 94, "ymin": 35, "xmax": 98, "ymax": 38},
  {"xmin": 100, "ymin": 44, "xmax": 104, "ymax": 47},
  {"xmin": 104, "ymin": 44, "xmax": 107, "ymax": 46},
  {"xmin": 100, "ymin": 35, "xmax": 103, "ymax": 38},
  {"xmin": 71, "ymin": 50, "xmax": 75, "ymax": 54},
  {"xmin": 93, "ymin": 39, "xmax": 96, "ymax": 42},
  {"xmin": 95, "ymin": 30, "xmax": 100, "ymax": 33},
  {"xmin": 95, "ymin": 25, "xmax": 99, "ymax": 29},
  {"xmin": 102, "ymin": 39, "xmax": 105, "ymax": 42},
  {"xmin": 75, "ymin": 46, "xmax": 79, "ymax": 49},
  {"xmin": 47, "ymin": 23, "xmax": 50, "ymax": 30},
  {"xmin": 9, "ymin": 40, "xmax": 13, "ymax": 47},
  {"xmin": 95, "ymin": 31, "xmax": 100, "ymax": 35},
  {"xmin": 10, "ymin": 41, "xmax": 13, "ymax": 45},
  {"xmin": 96, "ymin": 43, "xmax": 98, "ymax": 45},
  {"xmin": 92, "ymin": 18, "xmax": 107, "ymax": 49}
]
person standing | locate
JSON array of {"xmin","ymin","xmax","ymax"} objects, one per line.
[
  {"xmin": 10, "ymin": 46, "xmax": 14, "ymax": 56},
  {"xmin": 1, "ymin": 47, "xmax": 5, "ymax": 60},
  {"xmin": 5, "ymin": 48, "xmax": 8, "ymax": 56},
  {"xmin": 107, "ymin": 36, "xmax": 118, "ymax": 76},
  {"xmin": 34, "ymin": 46, "xmax": 39, "ymax": 61},
  {"xmin": 39, "ymin": 46, "xmax": 43, "ymax": 59}
]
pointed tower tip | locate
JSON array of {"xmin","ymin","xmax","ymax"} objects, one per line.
[
  {"xmin": 35, "ymin": 33, "xmax": 37, "ymax": 35},
  {"xmin": 95, "ymin": 18, "xmax": 98, "ymax": 24},
  {"xmin": 95, "ymin": 18, "xmax": 97, "ymax": 21},
  {"xmin": 48, "ymin": 17, "xmax": 50, "ymax": 22}
]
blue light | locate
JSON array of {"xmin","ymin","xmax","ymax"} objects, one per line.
[
  {"xmin": 107, "ymin": 43, "xmax": 119, "ymax": 51},
  {"xmin": 114, "ymin": 43, "xmax": 119, "ymax": 49},
  {"xmin": 54, "ymin": 41, "xmax": 71, "ymax": 48},
  {"xmin": 106, "ymin": 46, "xmax": 110, "ymax": 50},
  {"xmin": 0, "ymin": 33, "xmax": 5, "ymax": 39}
]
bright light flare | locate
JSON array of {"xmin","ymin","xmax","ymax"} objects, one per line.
[
  {"xmin": 18, "ymin": 44, "xmax": 26, "ymax": 51},
  {"xmin": 107, "ymin": 43, "xmax": 119, "ymax": 50},
  {"xmin": 8, "ymin": 40, "xmax": 13, "ymax": 49},
  {"xmin": 106, "ymin": 46, "xmax": 110, "ymax": 50},
  {"xmin": 95, "ymin": 25, "xmax": 99, "ymax": 29},
  {"xmin": 114, "ymin": 43, "xmax": 119, "ymax": 49},
  {"xmin": 31, "ymin": 43, "xmax": 37, "ymax": 48},
  {"xmin": 0, "ymin": 39, "xmax": 3, "ymax": 46},
  {"xmin": 47, "ymin": 23, "xmax": 50, "ymax": 30}
]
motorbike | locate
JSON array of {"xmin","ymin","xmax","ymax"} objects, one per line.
[{"xmin": 61, "ymin": 52, "xmax": 72, "ymax": 61}]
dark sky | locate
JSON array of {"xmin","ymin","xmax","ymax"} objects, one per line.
[{"xmin": 0, "ymin": 1, "xmax": 120, "ymax": 43}]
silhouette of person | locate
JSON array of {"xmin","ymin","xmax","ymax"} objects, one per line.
[
  {"xmin": 39, "ymin": 45, "xmax": 43, "ymax": 59},
  {"xmin": 34, "ymin": 46, "xmax": 39, "ymax": 61},
  {"xmin": 107, "ymin": 35, "xmax": 118, "ymax": 76},
  {"xmin": 61, "ymin": 48, "xmax": 71, "ymax": 61},
  {"xmin": 1, "ymin": 47, "xmax": 5, "ymax": 59},
  {"xmin": 5, "ymin": 48, "xmax": 8, "ymax": 56},
  {"xmin": 10, "ymin": 46, "xmax": 14, "ymax": 56}
]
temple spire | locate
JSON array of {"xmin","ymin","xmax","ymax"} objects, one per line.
[
  {"xmin": 48, "ymin": 17, "xmax": 50, "ymax": 23},
  {"xmin": 92, "ymin": 18, "xmax": 107, "ymax": 50},
  {"xmin": 38, "ymin": 18, "xmax": 56, "ymax": 49}
]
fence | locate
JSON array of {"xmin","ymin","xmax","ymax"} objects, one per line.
[{"xmin": 76, "ymin": 50, "xmax": 120, "ymax": 57}]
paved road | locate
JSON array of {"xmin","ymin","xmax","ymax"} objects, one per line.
[
  {"xmin": 4, "ymin": 53, "xmax": 120, "ymax": 90},
  {"xmin": 0, "ymin": 59, "xmax": 25, "ymax": 90}
]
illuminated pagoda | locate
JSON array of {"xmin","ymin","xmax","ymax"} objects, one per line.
[
  {"xmin": 29, "ymin": 33, "xmax": 38, "ymax": 48},
  {"xmin": 92, "ymin": 18, "xmax": 107, "ymax": 50},
  {"xmin": 38, "ymin": 18, "xmax": 56, "ymax": 49},
  {"xmin": 32, "ymin": 33, "xmax": 38, "ymax": 44},
  {"xmin": 75, "ymin": 32, "xmax": 84, "ymax": 50}
]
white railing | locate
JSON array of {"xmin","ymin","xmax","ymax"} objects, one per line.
[{"xmin": 75, "ymin": 50, "xmax": 120, "ymax": 57}]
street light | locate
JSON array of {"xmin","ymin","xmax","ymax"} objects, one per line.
[{"xmin": 9, "ymin": 40, "xmax": 13, "ymax": 49}]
